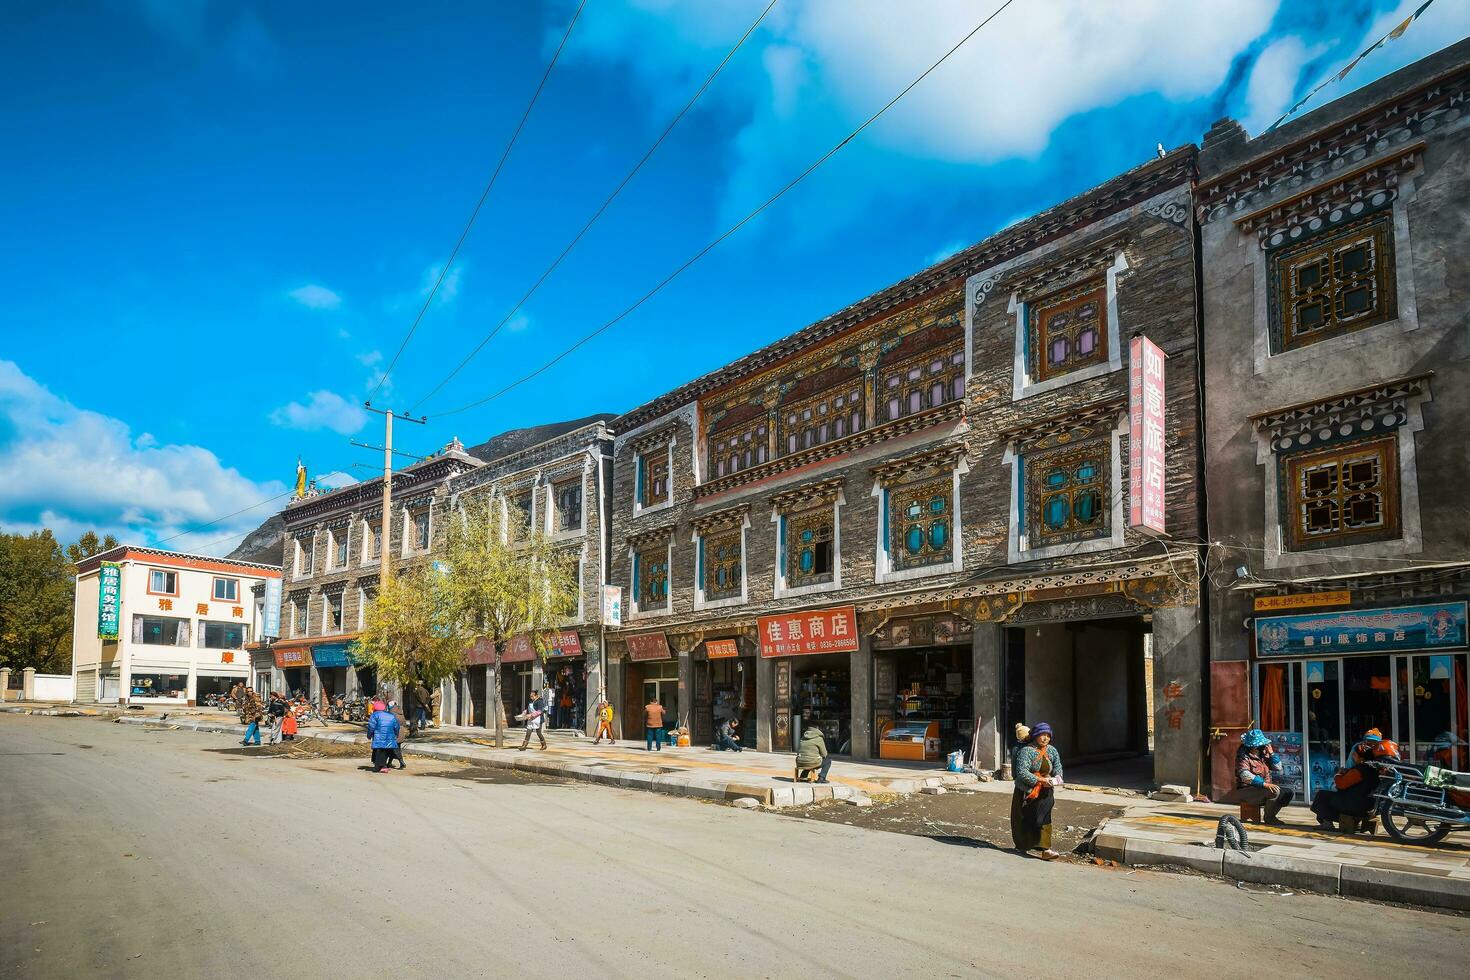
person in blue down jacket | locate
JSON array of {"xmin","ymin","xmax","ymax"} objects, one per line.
[{"xmin": 367, "ymin": 699, "xmax": 401, "ymax": 773}]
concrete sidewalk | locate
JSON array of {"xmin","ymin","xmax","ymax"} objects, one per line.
[
  {"xmin": 1092, "ymin": 801, "xmax": 1470, "ymax": 911},
  {"xmin": 108, "ymin": 713, "xmax": 977, "ymax": 807}
]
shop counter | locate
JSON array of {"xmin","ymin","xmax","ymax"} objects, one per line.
[{"xmin": 879, "ymin": 719, "xmax": 942, "ymax": 761}]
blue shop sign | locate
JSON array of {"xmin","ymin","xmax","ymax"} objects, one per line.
[
  {"xmin": 1255, "ymin": 601, "xmax": 1467, "ymax": 658},
  {"xmin": 311, "ymin": 643, "xmax": 356, "ymax": 668}
]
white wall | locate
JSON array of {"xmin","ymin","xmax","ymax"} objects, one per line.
[{"xmin": 33, "ymin": 674, "xmax": 75, "ymax": 702}]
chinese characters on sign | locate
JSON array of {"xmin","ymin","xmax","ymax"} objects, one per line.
[
  {"xmin": 1162, "ymin": 680, "xmax": 1185, "ymax": 730},
  {"xmin": 758, "ymin": 606, "xmax": 859, "ymax": 658},
  {"xmin": 274, "ymin": 649, "xmax": 309, "ymax": 669},
  {"xmin": 1253, "ymin": 591, "xmax": 1352, "ymax": 612},
  {"xmin": 625, "ymin": 631, "xmax": 671, "ymax": 661},
  {"xmin": 705, "ymin": 639, "xmax": 740, "ymax": 659},
  {"xmin": 602, "ymin": 585, "xmax": 623, "ymax": 628},
  {"xmin": 1255, "ymin": 602, "xmax": 1468, "ymax": 658},
  {"xmin": 503, "ymin": 630, "xmax": 584, "ymax": 662},
  {"xmin": 97, "ymin": 562, "xmax": 121, "ymax": 640},
  {"xmin": 263, "ymin": 578, "xmax": 282, "ymax": 639},
  {"xmin": 1128, "ymin": 335, "xmax": 1167, "ymax": 533}
]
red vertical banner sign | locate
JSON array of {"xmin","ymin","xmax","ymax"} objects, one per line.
[{"xmin": 1128, "ymin": 336, "xmax": 1167, "ymax": 533}]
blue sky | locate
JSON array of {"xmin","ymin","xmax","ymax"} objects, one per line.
[{"xmin": 2, "ymin": 0, "xmax": 1467, "ymax": 555}]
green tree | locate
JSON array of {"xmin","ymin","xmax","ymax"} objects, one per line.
[
  {"xmin": 0, "ymin": 529, "xmax": 99, "ymax": 675},
  {"xmin": 352, "ymin": 564, "xmax": 465, "ymax": 730},
  {"xmin": 440, "ymin": 496, "xmax": 581, "ymax": 747},
  {"xmin": 65, "ymin": 531, "xmax": 119, "ymax": 565}
]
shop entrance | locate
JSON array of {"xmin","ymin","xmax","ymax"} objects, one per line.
[
  {"xmin": 626, "ymin": 660, "xmax": 679, "ymax": 738},
  {"xmin": 781, "ymin": 655, "xmax": 850, "ymax": 755},
  {"xmin": 695, "ymin": 655, "xmax": 756, "ymax": 746},
  {"xmin": 282, "ymin": 667, "xmax": 310, "ymax": 698},
  {"xmin": 466, "ymin": 668, "xmax": 487, "ymax": 728},
  {"xmin": 1002, "ymin": 619, "xmax": 1150, "ymax": 766},
  {"xmin": 545, "ymin": 658, "xmax": 587, "ymax": 730},
  {"xmin": 873, "ymin": 647, "xmax": 972, "ymax": 762},
  {"xmin": 501, "ymin": 664, "xmax": 536, "ymax": 727},
  {"xmin": 196, "ymin": 674, "xmax": 239, "ymax": 701},
  {"xmin": 1256, "ymin": 651, "xmax": 1467, "ymax": 801},
  {"xmin": 316, "ymin": 667, "xmax": 348, "ymax": 701}
]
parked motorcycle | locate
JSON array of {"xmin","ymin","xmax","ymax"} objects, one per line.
[{"xmin": 1372, "ymin": 759, "xmax": 1470, "ymax": 846}]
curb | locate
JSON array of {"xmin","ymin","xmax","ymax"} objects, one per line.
[
  {"xmin": 1092, "ymin": 815, "xmax": 1470, "ymax": 911},
  {"xmin": 111, "ymin": 716, "xmax": 895, "ymax": 809}
]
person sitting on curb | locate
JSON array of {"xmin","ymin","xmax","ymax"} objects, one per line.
[
  {"xmin": 1220, "ymin": 729, "xmax": 1293, "ymax": 824},
  {"xmin": 1311, "ymin": 727, "xmax": 1398, "ymax": 830},
  {"xmin": 714, "ymin": 717, "xmax": 742, "ymax": 752},
  {"xmin": 797, "ymin": 725, "xmax": 831, "ymax": 783}
]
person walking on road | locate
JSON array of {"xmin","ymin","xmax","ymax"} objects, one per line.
[
  {"xmin": 1011, "ymin": 721, "xmax": 1063, "ymax": 859},
  {"xmin": 593, "ymin": 697, "xmax": 615, "ymax": 745},
  {"xmin": 644, "ymin": 697, "xmax": 666, "ymax": 751},
  {"xmin": 519, "ymin": 701, "xmax": 548, "ymax": 750},
  {"xmin": 388, "ymin": 700, "xmax": 408, "ymax": 769},
  {"xmin": 267, "ymin": 692, "xmax": 288, "ymax": 745},
  {"xmin": 240, "ymin": 695, "xmax": 263, "ymax": 746},
  {"xmin": 797, "ymin": 725, "xmax": 830, "ymax": 781},
  {"xmin": 367, "ymin": 700, "xmax": 401, "ymax": 773}
]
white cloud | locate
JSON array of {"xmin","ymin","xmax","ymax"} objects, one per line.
[
  {"xmin": 421, "ymin": 264, "xmax": 462, "ymax": 305},
  {"xmin": 269, "ymin": 390, "xmax": 368, "ymax": 435},
  {"xmin": 0, "ymin": 360, "xmax": 286, "ymax": 556},
  {"xmin": 288, "ymin": 283, "xmax": 343, "ymax": 310},
  {"xmin": 316, "ymin": 471, "xmax": 356, "ymax": 490},
  {"xmin": 927, "ymin": 241, "xmax": 965, "ymax": 265},
  {"xmin": 1240, "ymin": 37, "xmax": 1330, "ymax": 135},
  {"xmin": 564, "ymin": 0, "xmax": 1281, "ymax": 230},
  {"xmin": 507, "ymin": 313, "xmax": 533, "ymax": 332}
]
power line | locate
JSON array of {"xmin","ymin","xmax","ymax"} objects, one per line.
[
  {"xmin": 432, "ymin": 0, "xmax": 1019, "ymax": 419},
  {"xmin": 410, "ymin": 0, "xmax": 779, "ymax": 414},
  {"xmin": 155, "ymin": 491, "xmax": 296, "ymax": 547},
  {"xmin": 366, "ymin": 0, "xmax": 588, "ymax": 403}
]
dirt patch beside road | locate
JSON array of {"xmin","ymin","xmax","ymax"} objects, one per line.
[{"xmin": 793, "ymin": 787, "xmax": 1124, "ymax": 857}]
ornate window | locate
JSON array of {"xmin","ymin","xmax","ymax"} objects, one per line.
[
  {"xmin": 554, "ymin": 479, "xmax": 583, "ymax": 532},
  {"xmin": 702, "ymin": 529, "xmax": 743, "ymax": 602},
  {"xmin": 782, "ymin": 385, "xmax": 864, "ymax": 455},
  {"xmin": 408, "ymin": 509, "xmax": 431, "ymax": 551},
  {"xmin": 634, "ymin": 543, "xmax": 669, "ymax": 611},
  {"xmin": 1027, "ymin": 440, "xmax": 1109, "ymax": 549},
  {"xmin": 879, "ymin": 348, "xmax": 965, "ymax": 422},
  {"xmin": 508, "ymin": 491, "xmax": 533, "ymax": 540},
  {"xmin": 711, "ymin": 419, "xmax": 768, "ymax": 477},
  {"xmin": 1269, "ymin": 211, "xmax": 1395, "ymax": 354},
  {"xmin": 1029, "ymin": 280, "xmax": 1107, "ymax": 382},
  {"xmin": 786, "ymin": 508, "xmax": 835, "ymax": 588},
  {"xmin": 1282, "ymin": 436, "xmax": 1399, "ymax": 551},
  {"xmin": 639, "ymin": 452, "xmax": 670, "ymax": 508},
  {"xmin": 890, "ymin": 479, "xmax": 952, "ymax": 571}
]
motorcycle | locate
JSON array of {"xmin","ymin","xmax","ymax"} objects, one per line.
[{"xmin": 1372, "ymin": 759, "xmax": 1470, "ymax": 846}]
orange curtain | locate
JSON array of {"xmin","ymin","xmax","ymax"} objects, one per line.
[{"xmin": 1260, "ymin": 664, "xmax": 1287, "ymax": 731}]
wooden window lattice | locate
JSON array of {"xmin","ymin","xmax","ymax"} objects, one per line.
[
  {"xmin": 1026, "ymin": 439, "xmax": 1110, "ymax": 549},
  {"xmin": 879, "ymin": 346, "xmax": 965, "ymax": 423},
  {"xmin": 1028, "ymin": 280, "xmax": 1108, "ymax": 382},
  {"xmin": 890, "ymin": 478, "xmax": 953, "ymax": 570},
  {"xmin": 786, "ymin": 507, "xmax": 835, "ymax": 587},
  {"xmin": 702, "ymin": 529, "xmax": 743, "ymax": 601},
  {"xmin": 1284, "ymin": 435, "xmax": 1399, "ymax": 551},
  {"xmin": 1271, "ymin": 211, "xmax": 1396, "ymax": 353}
]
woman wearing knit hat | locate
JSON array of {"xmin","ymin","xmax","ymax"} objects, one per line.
[{"xmin": 1010, "ymin": 722, "xmax": 1064, "ymax": 858}]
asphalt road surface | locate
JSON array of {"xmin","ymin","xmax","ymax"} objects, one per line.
[{"xmin": 4, "ymin": 714, "xmax": 1467, "ymax": 979}]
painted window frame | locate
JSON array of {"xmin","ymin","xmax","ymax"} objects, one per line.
[
  {"xmin": 211, "ymin": 576, "xmax": 239, "ymax": 603},
  {"xmin": 692, "ymin": 518, "xmax": 750, "ymax": 611},
  {"xmin": 1267, "ymin": 204, "xmax": 1397, "ymax": 355},
  {"xmin": 628, "ymin": 538, "xmax": 673, "ymax": 618},
  {"xmin": 635, "ymin": 445, "xmax": 674, "ymax": 515},
  {"xmin": 872, "ymin": 462, "xmax": 968, "ymax": 585},
  {"xmin": 1009, "ymin": 251, "xmax": 1128, "ymax": 400},
  {"xmin": 772, "ymin": 494, "xmax": 845, "ymax": 600},
  {"xmin": 711, "ymin": 416, "xmax": 772, "ymax": 478},
  {"xmin": 875, "ymin": 346, "xmax": 966, "ymax": 425},
  {"xmin": 323, "ymin": 592, "xmax": 344, "ymax": 634},
  {"xmin": 147, "ymin": 568, "xmax": 179, "ymax": 597},
  {"xmin": 361, "ymin": 519, "xmax": 381, "ymax": 567},
  {"xmin": 552, "ymin": 476, "xmax": 585, "ymax": 535},
  {"xmin": 1003, "ymin": 416, "xmax": 1127, "ymax": 564},
  {"xmin": 294, "ymin": 536, "xmax": 314, "ymax": 577}
]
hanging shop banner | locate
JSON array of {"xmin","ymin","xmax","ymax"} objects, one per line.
[
  {"xmin": 262, "ymin": 578, "xmax": 282, "ymax": 639},
  {"xmin": 1128, "ymin": 335, "xmax": 1167, "ymax": 533},
  {"xmin": 97, "ymin": 562, "xmax": 122, "ymax": 640},
  {"xmin": 625, "ymin": 631, "xmax": 671, "ymax": 661},
  {"xmin": 759, "ymin": 605, "xmax": 859, "ymax": 658},
  {"xmin": 1255, "ymin": 601, "xmax": 1468, "ymax": 658},
  {"xmin": 464, "ymin": 637, "xmax": 497, "ymax": 667},
  {"xmin": 504, "ymin": 630, "xmax": 584, "ymax": 662},
  {"xmin": 274, "ymin": 648, "xmax": 310, "ymax": 669},
  {"xmin": 705, "ymin": 639, "xmax": 741, "ymax": 659},
  {"xmin": 311, "ymin": 643, "xmax": 355, "ymax": 668},
  {"xmin": 1253, "ymin": 591, "xmax": 1352, "ymax": 612},
  {"xmin": 602, "ymin": 585, "xmax": 623, "ymax": 628}
]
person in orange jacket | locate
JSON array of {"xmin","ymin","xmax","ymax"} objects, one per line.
[{"xmin": 1310, "ymin": 728, "xmax": 1398, "ymax": 829}]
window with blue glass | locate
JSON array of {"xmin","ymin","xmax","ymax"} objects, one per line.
[
  {"xmin": 786, "ymin": 508, "xmax": 834, "ymax": 588},
  {"xmin": 890, "ymin": 479, "xmax": 952, "ymax": 571},
  {"xmin": 635, "ymin": 543, "xmax": 670, "ymax": 610},
  {"xmin": 1026, "ymin": 441, "xmax": 1109, "ymax": 549},
  {"xmin": 701, "ymin": 529, "xmax": 743, "ymax": 601}
]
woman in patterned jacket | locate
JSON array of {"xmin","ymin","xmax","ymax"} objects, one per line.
[{"xmin": 1011, "ymin": 721, "xmax": 1064, "ymax": 859}]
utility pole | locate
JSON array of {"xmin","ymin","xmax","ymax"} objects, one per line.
[{"xmin": 361, "ymin": 405, "xmax": 426, "ymax": 711}]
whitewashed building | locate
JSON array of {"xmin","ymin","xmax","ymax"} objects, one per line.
[{"xmin": 71, "ymin": 546, "xmax": 281, "ymax": 705}]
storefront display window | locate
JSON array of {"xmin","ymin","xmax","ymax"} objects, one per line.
[
  {"xmin": 202, "ymin": 621, "xmax": 246, "ymax": 649},
  {"xmin": 792, "ymin": 660, "xmax": 849, "ymax": 754},
  {"xmin": 130, "ymin": 672, "xmax": 187, "ymax": 699}
]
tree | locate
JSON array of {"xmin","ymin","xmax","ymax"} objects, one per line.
[
  {"xmin": 352, "ymin": 564, "xmax": 465, "ymax": 731},
  {"xmin": 0, "ymin": 529, "xmax": 115, "ymax": 675},
  {"xmin": 440, "ymin": 496, "xmax": 581, "ymax": 748}
]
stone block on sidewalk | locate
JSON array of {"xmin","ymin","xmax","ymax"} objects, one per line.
[
  {"xmin": 1340, "ymin": 863, "xmax": 1470, "ymax": 911},
  {"xmin": 792, "ymin": 784, "xmax": 815, "ymax": 806},
  {"xmin": 1122, "ymin": 838, "xmax": 1224, "ymax": 876},
  {"xmin": 731, "ymin": 797, "xmax": 760, "ymax": 809},
  {"xmin": 844, "ymin": 795, "xmax": 873, "ymax": 807},
  {"xmin": 1223, "ymin": 848, "xmax": 1340, "ymax": 895},
  {"xmin": 771, "ymin": 786, "xmax": 796, "ymax": 808},
  {"xmin": 920, "ymin": 786, "xmax": 946, "ymax": 795}
]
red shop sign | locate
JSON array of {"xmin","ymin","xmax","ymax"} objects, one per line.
[
  {"xmin": 502, "ymin": 630, "xmax": 585, "ymax": 664},
  {"xmin": 705, "ymin": 639, "xmax": 741, "ymax": 659},
  {"xmin": 758, "ymin": 606, "xmax": 859, "ymax": 658},
  {"xmin": 625, "ymin": 631, "xmax": 671, "ymax": 661},
  {"xmin": 274, "ymin": 648, "xmax": 309, "ymax": 669},
  {"xmin": 463, "ymin": 637, "xmax": 496, "ymax": 667}
]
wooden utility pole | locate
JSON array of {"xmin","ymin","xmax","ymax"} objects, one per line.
[{"xmin": 361, "ymin": 405, "xmax": 426, "ymax": 708}]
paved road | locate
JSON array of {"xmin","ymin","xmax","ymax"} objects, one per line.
[{"xmin": 3, "ymin": 714, "xmax": 1466, "ymax": 979}]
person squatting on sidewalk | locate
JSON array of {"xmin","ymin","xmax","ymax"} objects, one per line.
[
  {"xmin": 714, "ymin": 717, "xmax": 743, "ymax": 752},
  {"xmin": 520, "ymin": 701, "xmax": 548, "ymax": 750},
  {"xmin": 367, "ymin": 699, "xmax": 401, "ymax": 773}
]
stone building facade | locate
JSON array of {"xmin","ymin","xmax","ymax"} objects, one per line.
[
  {"xmin": 262, "ymin": 439, "xmax": 483, "ymax": 703},
  {"xmin": 1198, "ymin": 39, "xmax": 1470, "ymax": 799},
  {"xmin": 606, "ymin": 148, "xmax": 1205, "ymax": 787},
  {"xmin": 443, "ymin": 419, "xmax": 614, "ymax": 734}
]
